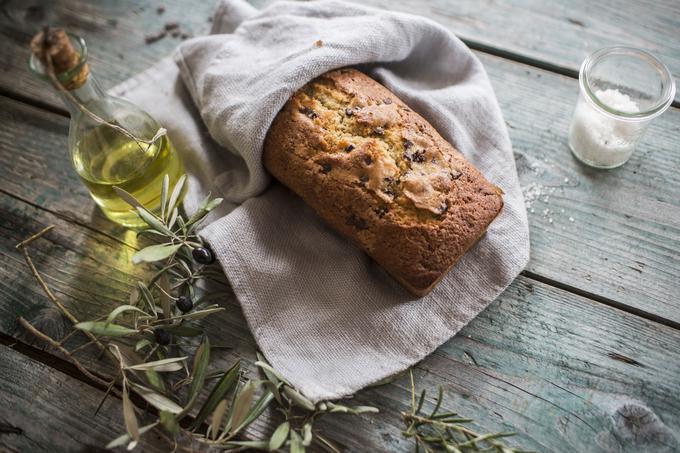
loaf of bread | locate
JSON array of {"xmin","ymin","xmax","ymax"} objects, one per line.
[{"xmin": 263, "ymin": 69, "xmax": 503, "ymax": 296}]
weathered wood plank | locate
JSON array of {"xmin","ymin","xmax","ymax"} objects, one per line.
[
  {"xmin": 0, "ymin": 0, "xmax": 678, "ymax": 107},
  {"xmin": 355, "ymin": 0, "xmax": 680, "ymax": 104},
  {"xmin": 2, "ymin": 47, "xmax": 678, "ymax": 322},
  {"xmin": 0, "ymin": 344, "xmax": 170, "ymax": 453},
  {"xmin": 1, "ymin": 196, "xmax": 679, "ymax": 451}
]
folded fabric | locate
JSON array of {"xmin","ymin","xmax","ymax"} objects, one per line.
[{"xmin": 112, "ymin": 0, "xmax": 530, "ymax": 402}]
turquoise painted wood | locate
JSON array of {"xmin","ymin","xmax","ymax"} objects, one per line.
[
  {"xmin": 1, "ymin": 196, "xmax": 679, "ymax": 451},
  {"xmin": 0, "ymin": 0, "xmax": 679, "ymax": 451}
]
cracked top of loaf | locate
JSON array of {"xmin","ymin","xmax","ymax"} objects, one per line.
[{"xmin": 263, "ymin": 68, "xmax": 503, "ymax": 296}]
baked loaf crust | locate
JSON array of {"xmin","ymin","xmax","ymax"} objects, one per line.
[{"xmin": 263, "ymin": 69, "xmax": 503, "ymax": 296}]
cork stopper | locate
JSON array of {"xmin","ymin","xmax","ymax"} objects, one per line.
[{"xmin": 30, "ymin": 28, "xmax": 89, "ymax": 90}]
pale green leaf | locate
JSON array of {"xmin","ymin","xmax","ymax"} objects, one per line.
[
  {"xmin": 159, "ymin": 411, "xmax": 179, "ymax": 435},
  {"xmin": 269, "ymin": 421, "xmax": 289, "ymax": 450},
  {"xmin": 160, "ymin": 174, "xmax": 169, "ymax": 220},
  {"xmin": 75, "ymin": 321, "xmax": 137, "ymax": 337},
  {"xmin": 302, "ymin": 423, "xmax": 312, "ymax": 446},
  {"xmin": 130, "ymin": 383, "xmax": 183, "ymax": 414},
  {"xmin": 136, "ymin": 207, "xmax": 172, "ymax": 235},
  {"xmin": 113, "ymin": 185, "xmax": 143, "ymax": 209},
  {"xmin": 167, "ymin": 174, "xmax": 186, "ymax": 215},
  {"xmin": 122, "ymin": 388, "xmax": 139, "ymax": 447},
  {"xmin": 106, "ymin": 305, "xmax": 148, "ymax": 324},
  {"xmin": 132, "ymin": 243, "xmax": 181, "ymax": 264},
  {"xmin": 125, "ymin": 356, "xmax": 187, "ymax": 372},
  {"xmin": 224, "ymin": 440, "xmax": 270, "ymax": 450},
  {"xmin": 282, "ymin": 386, "xmax": 315, "ymax": 412},
  {"xmin": 290, "ymin": 430, "xmax": 305, "ymax": 453},
  {"xmin": 145, "ymin": 369, "xmax": 166, "ymax": 393},
  {"xmin": 137, "ymin": 282, "xmax": 156, "ymax": 314},
  {"xmin": 255, "ymin": 356, "xmax": 289, "ymax": 386},
  {"xmin": 106, "ymin": 423, "xmax": 157, "ymax": 449},
  {"xmin": 135, "ymin": 339, "xmax": 152, "ymax": 352},
  {"xmin": 168, "ymin": 207, "xmax": 179, "ymax": 229}
]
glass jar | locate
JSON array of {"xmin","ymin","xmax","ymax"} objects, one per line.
[
  {"xmin": 29, "ymin": 31, "xmax": 185, "ymax": 227},
  {"xmin": 568, "ymin": 46, "xmax": 675, "ymax": 169}
]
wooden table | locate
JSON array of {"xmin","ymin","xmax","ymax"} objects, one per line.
[{"xmin": 1, "ymin": 1, "xmax": 679, "ymax": 452}]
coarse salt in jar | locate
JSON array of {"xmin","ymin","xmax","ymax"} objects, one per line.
[{"xmin": 568, "ymin": 46, "xmax": 675, "ymax": 169}]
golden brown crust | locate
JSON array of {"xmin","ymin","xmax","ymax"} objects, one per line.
[{"xmin": 263, "ymin": 68, "xmax": 503, "ymax": 296}]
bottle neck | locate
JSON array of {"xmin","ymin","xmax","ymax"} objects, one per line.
[{"xmin": 57, "ymin": 73, "xmax": 106, "ymax": 116}]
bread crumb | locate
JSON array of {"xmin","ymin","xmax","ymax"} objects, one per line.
[{"xmin": 314, "ymin": 39, "xmax": 323, "ymax": 47}]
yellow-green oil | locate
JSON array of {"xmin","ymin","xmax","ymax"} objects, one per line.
[{"xmin": 73, "ymin": 125, "xmax": 185, "ymax": 227}]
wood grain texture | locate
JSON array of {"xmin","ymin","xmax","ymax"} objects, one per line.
[
  {"xmin": 0, "ymin": 344, "xmax": 170, "ymax": 453},
  {"xmin": 351, "ymin": 0, "xmax": 680, "ymax": 104},
  {"xmin": 0, "ymin": 0, "xmax": 678, "ymax": 106},
  {"xmin": 1, "ymin": 197, "xmax": 679, "ymax": 451},
  {"xmin": 1, "ymin": 48, "xmax": 678, "ymax": 322}
]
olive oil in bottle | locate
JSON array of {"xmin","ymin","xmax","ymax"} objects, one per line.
[
  {"xmin": 29, "ymin": 28, "xmax": 185, "ymax": 227},
  {"xmin": 74, "ymin": 126, "xmax": 184, "ymax": 227}
]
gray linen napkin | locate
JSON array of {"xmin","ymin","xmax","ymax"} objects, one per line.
[{"xmin": 112, "ymin": 0, "xmax": 530, "ymax": 402}]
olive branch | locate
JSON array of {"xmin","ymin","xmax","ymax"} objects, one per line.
[{"xmin": 16, "ymin": 174, "xmax": 533, "ymax": 452}]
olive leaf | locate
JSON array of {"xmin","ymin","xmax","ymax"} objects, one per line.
[
  {"xmin": 145, "ymin": 369, "xmax": 166, "ymax": 393},
  {"xmin": 183, "ymin": 336, "xmax": 210, "ymax": 413},
  {"xmin": 210, "ymin": 399, "xmax": 228, "ymax": 440},
  {"xmin": 160, "ymin": 174, "xmax": 169, "ymax": 220},
  {"xmin": 106, "ymin": 422, "xmax": 157, "ymax": 449},
  {"xmin": 132, "ymin": 243, "xmax": 182, "ymax": 264},
  {"xmin": 130, "ymin": 383, "xmax": 183, "ymax": 414},
  {"xmin": 164, "ymin": 324, "xmax": 203, "ymax": 337},
  {"xmin": 191, "ymin": 360, "xmax": 240, "ymax": 430},
  {"xmin": 290, "ymin": 430, "xmax": 305, "ymax": 453},
  {"xmin": 283, "ymin": 386, "xmax": 315, "ymax": 412},
  {"xmin": 301, "ymin": 423, "xmax": 313, "ymax": 446},
  {"xmin": 75, "ymin": 321, "xmax": 137, "ymax": 337},
  {"xmin": 135, "ymin": 339, "xmax": 152, "ymax": 352},
  {"xmin": 122, "ymin": 387, "xmax": 140, "ymax": 449},
  {"xmin": 229, "ymin": 381, "xmax": 256, "ymax": 432},
  {"xmin": 166, "ymin": 174, "xmax": 186, "ymax": 217},
  {"xmin": 269, "ymin": 421, "xmax": 290, "ymax": 450},
  {"xmin": 113, "ymin": 185, "xmax": 144, "ymax": 209},
  {"xmin": 106, "ymin": 305, "xmax": 148, "ymax": 324},
  {"xmin": 136, "ymin": 207, "xmax": 173, "ymax": 235},
  {"xmin": 125, "ymin": 356, "xmax": 187, "ymax": 372},
  {"xmin": 231, "ymin": 390, "xmax": 274, "ymax": 435},
  {"xmin": 159, "ymin": 411, "xmax": 179, "ymax": 435}
]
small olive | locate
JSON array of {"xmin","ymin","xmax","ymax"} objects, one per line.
[
  {"xmin": 192, "ymin": 246, "xmax": 215, "ymax": 265},
  {"xmin": 154, "ymin": 328, "xmax": 171, "ymax": 346},
  {"xmin": 176, "ymin": 295, "xmax": 193, "ymax": 313}
]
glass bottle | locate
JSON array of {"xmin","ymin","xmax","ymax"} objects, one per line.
[{"xmin": 29, "ymin": 30, "xmax": 185, "ymax": 227}]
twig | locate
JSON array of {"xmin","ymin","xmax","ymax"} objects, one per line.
[
  {"xmin": 17, "ymin": 316, "xmax": 121, "ymax": 398},
  {"xmin": 15, "ymin": 226, "xmax": 108, "ymax": 356}
]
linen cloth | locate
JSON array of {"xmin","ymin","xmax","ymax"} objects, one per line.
[{"xmin": 112, "ymin": 0, "xmax": 530, "ymax": 402}]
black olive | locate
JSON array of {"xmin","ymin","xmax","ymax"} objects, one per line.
[
  {"xmin": 176, "ymin": 296, "xmax": 193, "ymax": 313},
  {"xmin": 154, "ymin": 328, "xmax": 171, "ymax": 346},
  {"xmin": 192, "ymin": 246, "xmax": 215, "ymax": 264}
]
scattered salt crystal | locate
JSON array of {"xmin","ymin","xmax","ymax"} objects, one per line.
[
  {"xmin": 549, "ymin": 218, "xmax": 553, "ymax": 224},
  {"xmin": 569, "ymin": 217, "xmax": 575, "ymax": 222},
  {"xmin": 564, "ymin": 177, "xmax": 569, "ymax": 183}
]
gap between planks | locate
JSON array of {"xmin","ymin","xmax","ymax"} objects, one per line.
[{"xmin": 1, "ymin": 64, "xmax": 678, "ymax": 333}]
